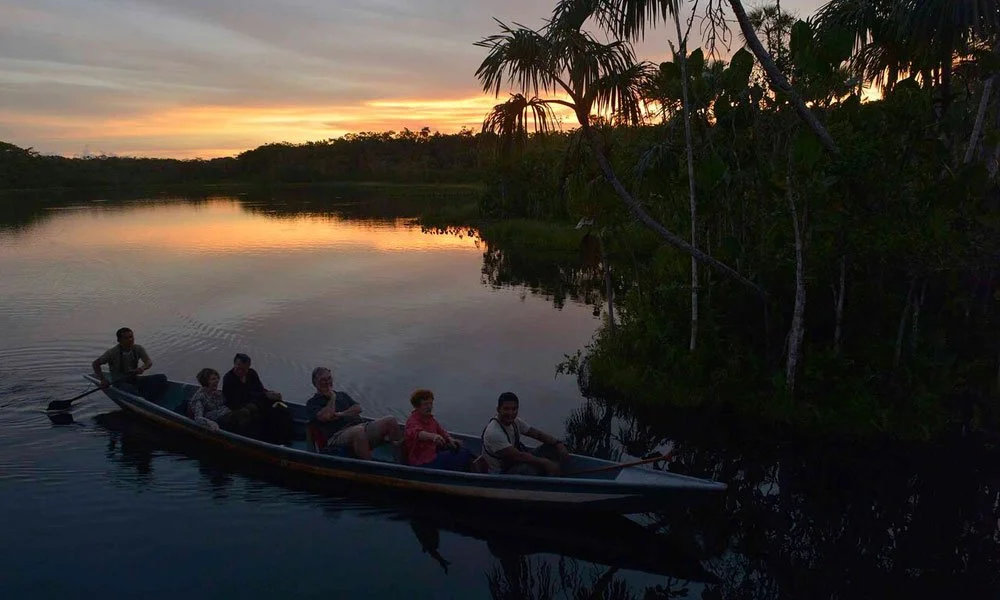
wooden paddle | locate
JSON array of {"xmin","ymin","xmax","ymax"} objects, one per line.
[
  {"xmin": 46, "ymin": 376, "xmax": 126, "ymax": 411},
  {"xmin": 567, "ymin": 450, "xmax": 674, "ymax": 477},
  {"xmin": 46, "ymin": 386, "xmax": 106, "ymax": 411}
]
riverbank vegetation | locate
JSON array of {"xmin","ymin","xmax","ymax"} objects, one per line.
[{"xmin": 471, "ymin": 0, "xmax": 1000, "ymax": 440}]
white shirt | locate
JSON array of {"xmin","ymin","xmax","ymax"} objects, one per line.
[{"xmin": 481, "ymin": 417, "xmax": 530, "ymax": 473}]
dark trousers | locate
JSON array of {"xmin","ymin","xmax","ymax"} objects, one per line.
[
  {"xmin": 117, "ymin": 374, "xmax": 169, "ymax": 404},
  {"xmin": 422, "ymin": 447, "xmax": 475, "ymax": 471},
  {"xmin": 503, "ymin": 444, "xmax": 565, "ymax": 476}
]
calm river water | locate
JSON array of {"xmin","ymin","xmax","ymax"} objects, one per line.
[{"xmin": 0, "ymin": 189, "xmax": 996, "ymax": 599}]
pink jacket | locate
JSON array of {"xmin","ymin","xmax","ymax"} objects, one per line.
[{"xmin": 404, "ymin": 411, "xmax": 451, "ymax": 466}]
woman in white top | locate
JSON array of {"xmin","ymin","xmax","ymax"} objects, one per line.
[{"xmin": 188, "ymin": 368, "xmax": 232, "ymax": 432}]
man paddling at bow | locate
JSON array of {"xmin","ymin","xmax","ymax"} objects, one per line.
[{"xmin": 91, "ymin": 327, "xmax": 168, "ymax": 403}]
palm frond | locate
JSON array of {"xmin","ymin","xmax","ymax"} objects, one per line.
[
  {"xmin": 604, "ymin": 0, "xmax": 679, "ymax": 41},
  {"xmin": 481, "ymin": 94, "xmax": 561, "ymax": 155},
  {"xmin": 588, "ymin": 61, "xmax": 657, "ymax": 125},
  {"xmin": 549, "ymin": 0, "xmax": 618, "ymax": 33},
  {"xmin": 474, "ymin": 21, "xmax": 559, "ymax": 98}
]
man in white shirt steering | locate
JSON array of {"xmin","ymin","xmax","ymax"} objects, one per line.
[{"xmin": 480, "ymin": 392, "xmax": 570, "ymax": 476}]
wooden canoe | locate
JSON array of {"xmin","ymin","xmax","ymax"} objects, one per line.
[{"xmin": 84, "ymin": 375, "xmax": 726, "ymax": 513}]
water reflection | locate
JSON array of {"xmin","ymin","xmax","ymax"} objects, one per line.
[
  {"xmin": 1, "ymin": 188, "xmax": 608, "ymax": 317},
  {"xmin": 479, "ymin": 242, "xmax": 605, "ymax": 311},
  {"xmin": 569, "ymin": 392, "xmax": 1000, "ymax": 599}
]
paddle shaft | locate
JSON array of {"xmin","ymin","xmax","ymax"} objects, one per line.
[
  {"xmin": 568, "ymin": 451, "xmax": 673, "ymax": 476},
  {"xmin": 46, "ymin": 375, "xmax": 129, "ymax": 411}
]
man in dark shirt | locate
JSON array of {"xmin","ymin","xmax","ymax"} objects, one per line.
[
  {"xmin": 222, "ymin": 353, "xmax": 290, "ymax": 441},
  {"xmin": 222, "ymin": 353, "xmax": 282, "ymax": 411},
  {"xmin": 305, "ymin": 366, "xmax": 400, "ymax": 459}
]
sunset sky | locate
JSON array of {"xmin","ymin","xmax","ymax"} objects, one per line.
[{"xmin": 1, "ymin": 0, "xmax": 826, "ymax": 159}]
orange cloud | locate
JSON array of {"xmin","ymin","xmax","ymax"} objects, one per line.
[{"xmin": 0, "ymin": 94, "xmax": 578, "ymax": 159}]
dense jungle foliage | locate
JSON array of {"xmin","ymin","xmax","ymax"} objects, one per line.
[{"xmin": 469, "ymin": 0, "xmax": 1000, "ymax": 440}]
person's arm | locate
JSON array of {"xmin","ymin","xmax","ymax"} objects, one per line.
[
  {"xmin": 134, "ymin": 346, "xmax": 152, "ymax": 374},
  {"xmin": 314, "ymin": 393, "xmax": 362, "ymax": 422},
  {"xmin": 190, "ymin": 393, "xmax": 217, "ymax": 430},
  {"xmin": 92, "ymin": 351, "xmax": 110, "ymax": 386},
  {"xmin": 524, "ymin": 426, "xmax": 562, "ymax": 447},
  {"xmin": 406, "ymin": 417, "xmax": 442, "ymax": 445},
  {"xmin": 524, "ymin": 425, "xmax": 570, "ymax": 460},
  {"xmin": 417, "ymin": 430, "xmax": 446, "ymax": 445},
  {"xmin": 434, "ymin": 420, "xmax": 455, "ymax": 446},
  {"xmin": 495, "ymin": 445, "xmax": 557, "ymax": 471}
]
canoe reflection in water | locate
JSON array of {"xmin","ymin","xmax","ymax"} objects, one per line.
[{"xmin": 84, "ymin": 409, "xmax": 719, "ymax": 595}]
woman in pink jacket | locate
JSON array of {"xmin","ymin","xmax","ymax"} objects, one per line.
[{"xmin": 403, "ymin": 389, "xmax": 473, "ymax": 471}]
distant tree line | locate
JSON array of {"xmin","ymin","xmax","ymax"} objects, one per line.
[{"xmin": 0, "ymin": 127, "xmax": 484, "ymax": 191}]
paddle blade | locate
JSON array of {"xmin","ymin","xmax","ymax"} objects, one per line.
[
  {"xmin": 47, "ymin": 411, "xmax": 76, "ymax": 426},
  {"xmin": 46, "ymin": 385, "xmax": 103, "ymax": 411},
  {"xmin": 46, "ymin": 399, "xmax": 74, "ymax": 411}
]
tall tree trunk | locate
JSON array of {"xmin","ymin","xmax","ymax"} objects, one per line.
[
  {"xmin": 786, "ymin": 178, "xmax": 806, "ymax": 396},
  {"xmin": 964, "ymin": 75, "xmax": 996, "ymax": 164},
  {"xmin": 600, "ymin": 232, "xmax": 616, "ymax": 337},
  {"xmin": 727, "ymin": 0, "xmax": 840, "ymax": 156},
  {"xmin": 910, "ymin": 280, "xmax": 926, "ymax": 354},
  {"xmin": 833, "ymin": 254, "xmax": 845, "ymax": 356},
  {"xmin": 894, "ymin": 278, "xmax": 918, "ymax": 369},
  {"xmin": 672, "ymin": 6, "xmax": 699, "ymax": 352},
  {"xmin": 986, "ymin": 84, "xmax": 1000, "ymax": 178},
  {"xmin": 577, "ymin": 116, "xmax": 767, "ymax": 299}
]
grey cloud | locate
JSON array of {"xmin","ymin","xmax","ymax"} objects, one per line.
[{"xmin": 1, "ymin": 0, "xmax": 829, "ymax": 156}]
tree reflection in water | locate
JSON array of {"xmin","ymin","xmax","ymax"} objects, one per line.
[{"xmin": 563, "ymin": 391, "xmax": 1000, "ymax": 599}]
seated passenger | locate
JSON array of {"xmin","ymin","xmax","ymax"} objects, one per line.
[
  {"xmin": 305, "ymin": 367, "xmax": 401, "ymax": 459},
  {"xmin": 403, "ymin": 389, "xmax": 474, "ymax": 471},
  {"xmin": 222, "ymin": 352, "xmax": 291, "ymax": 441},
  {"xmin": 222, "ymin": 352, "xmax": 283, "ymax": 412},
  {"xmin": 480, "ymin": 392, "xmax": 570, "ymax": 476},
  {"xmin": 188, "ymin": 367, "xmax": 232, "ymax": 432}
]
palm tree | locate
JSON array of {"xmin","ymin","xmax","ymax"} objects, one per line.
[
  {"xmin": 815, "ymin": 0, "xmax": 1000, "ymax": 104},
  {"xmin": 574, "ymin": 0, "xmax": 840, "ymax": 154},
  {"xmin": 475, "ymin": 15, "xmax": 766, "ymax": 296}
]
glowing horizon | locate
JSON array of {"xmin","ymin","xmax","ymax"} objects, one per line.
[
  {"xmin": 0, "ymin": 0, "xmax": 828, "ymax": 160},
  {"xmin": 1, "ymin": 94, "xmax": 579, "ymax": 160}
]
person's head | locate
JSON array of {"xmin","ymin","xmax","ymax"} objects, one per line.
[
  {"xmin": 410, "ymin": 389, "xmax": 434, "ymax": 415},
  {"xmin": 116, "ymin": 327, "xmax": 134, "ymax": 349},
  {"xmin": 496, "ymin": 392, "xmax": 519, "ymax": 425},
  {"xmin": 232, "ymin": 353, "xmax": 251, "ymax": 378},
  {"xmin": 196, "ymin": 367, "xmax": 220, "ymax": 390},
  {"xmin": 312, "ymin": 367, "xmax": 333, "ymax": 396}
]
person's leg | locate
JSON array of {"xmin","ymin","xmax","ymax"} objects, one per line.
[
  {"xmin": 365, "ymin": 417, "xmax": 401, "ymax": 448},
  {"xmin": 439, "ymin": 447, "xmax": 474, "ymax": 471},
  {"xmin": 503, "ymin": 462, "xmax": 542, "ymax": 476},
  {"xmin": 378, "ymin": 416, "xmax": 402, "ymax": 444},
  {"xmin": 418, "ymin": 448, "xmax": 471, "ymax": 471},
  {"xmin": 530, "ymin": 444, "xmax": 569, "ymax": 475},
  {"xmin": 531, "ymin": 444, "xmax": 561, "ymax": 461},
  {"xmin": 334, "ymin": 424, "xmax": 372, "ymax": 459}
]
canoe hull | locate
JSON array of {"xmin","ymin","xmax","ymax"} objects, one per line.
[{"xmin": 88, "ymin": 376, "xmax": 725, "ymax": 513}]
